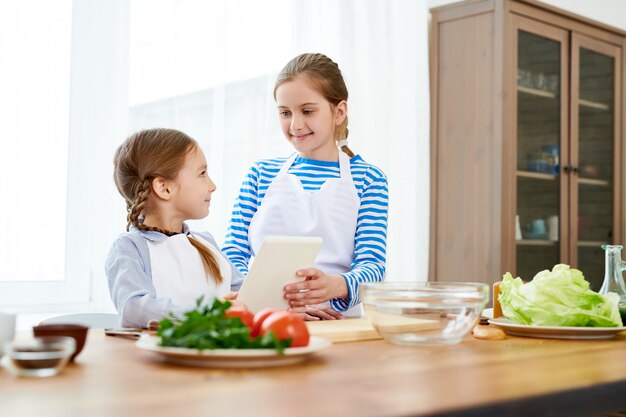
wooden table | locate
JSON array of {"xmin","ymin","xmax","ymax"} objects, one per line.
[{"xmin": 1, "ymin": 330, "xmax": 625, "ymax": 417}]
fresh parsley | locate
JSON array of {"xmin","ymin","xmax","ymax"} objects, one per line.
[{"xmin": 157, "ymin": 298, "xmax": 291, "ymax": 353}]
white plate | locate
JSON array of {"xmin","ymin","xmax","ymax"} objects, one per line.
[
  {"xmin": 135, "ymin": 335, "xmax": 332, "ymax": 368},
  {"xmin": 481, "ymin": 308, "xmax": 494, "ymax": 319},
  {"xmin": 488, "ymin": 317, "xmax": 626, "ymax": 340}
]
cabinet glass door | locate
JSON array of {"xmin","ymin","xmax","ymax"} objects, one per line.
[
  {"xmin": 572, "ymin": 35, "xmax": 621, "ymax": 290},
  {"xmin": 515, "ymin": 24, "xmax": 567, "ymax": 280}
]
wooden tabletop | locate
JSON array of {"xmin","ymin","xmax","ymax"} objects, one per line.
[{"xmin": 1, "ymin": 330, "xmax": 626, "ymax": 417}]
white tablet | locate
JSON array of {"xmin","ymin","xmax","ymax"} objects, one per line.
[{"xmin": 236, "ymin": 236, "xmax": 323, "ymax": 312}]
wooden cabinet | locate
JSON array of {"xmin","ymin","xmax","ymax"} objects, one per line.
[{"xmin": 429, "ymin": 0, "xmax": 625, "ymax": 290}]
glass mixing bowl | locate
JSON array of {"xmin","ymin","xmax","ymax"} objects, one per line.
[{"xmin": 361, "ymin": 282, "xmax": 489, "ymax": 346}]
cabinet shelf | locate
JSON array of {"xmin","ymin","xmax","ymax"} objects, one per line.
[
  {"xmin": 578, "ymin": 177, "xmax": 609, "ymax": 186},
  {"xmin": 517, "ymin": 170, "xmax": 557, "ymax": 180},
  {"xmin": 516, "ymin": 239, "xmax": 557, "ymax": 246},
  {"xmin": 579, "ymin": 98, "xmax": 610, "ymax": 111},
  {"xmin": 517, "ymin": 85, "xmax": 556, "ymax": 99},
  {"xmin": 516, "ymin": 240, "xmax": 609, "ymax": 247},
  {"xmin": 517, "ymin": 86, "xmax": 610, "ymax": 110},
  {"xmin": 578, "ymin": 241, "xmax": 608, "ymax": 248},
  {"xmin": 517, "ymin": 171, "xmax": 610, "ymax": 187}
]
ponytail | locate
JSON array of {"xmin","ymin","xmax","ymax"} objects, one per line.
[
  {"xmin": 187, "ymin": 235, "xmax": 224, "ymax": 284},
  {"xmin": 126, "ymin": 178, "xmax": 152, "ymax": 231},
  {"xmin": 340, "ymin": 145, "xmax": 355, "ymax": 158},
  {"xmin": 337, "ymin": 137, "xmax": 355, "ymax": 158}
]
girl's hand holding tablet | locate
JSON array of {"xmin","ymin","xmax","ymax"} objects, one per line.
[
  {"xmin": 221, "ymin": 291, "xmax": 247, "ymax": 309},
  {"xmin": 222, "ymin": 291, "xmax": 238, "ymax": 301},
  {"xmin": 283, "ymin": 268, "xmax": 348, "ymax": 307},
  {"xmin": 288, "ymin": 304, "xmax": 343, "ymax": 321}
]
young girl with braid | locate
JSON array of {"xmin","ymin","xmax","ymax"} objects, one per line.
[
  {"xmin": 222, "ymin": 53, "xmax": 388, "ymax": 320},
  {"xmin": 106, "ymin": 128, "xmax": 244, "ymax": 328}
]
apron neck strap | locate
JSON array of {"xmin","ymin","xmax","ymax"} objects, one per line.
[
  {"xmin": 280, "ymin": 151, "xmax": 350, "ymax": 177},
  {"xmin": 338, "ymin": 150, "xmax": 351, "ymax": 179},
  {"xmin": 278, "ymin": 153, "xmax": 299, "ymax": 175}
]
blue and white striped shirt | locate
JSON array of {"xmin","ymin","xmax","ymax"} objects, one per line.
[
  {"xmin": 105, "ymin": 226, "xmax": 245, "ymax": 327},
  {"xmin": 222, "ymin": 154, "xmax": 388, "ymax": 311}
]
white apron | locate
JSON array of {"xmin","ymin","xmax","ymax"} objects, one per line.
[
  {"xmin": 248, "ymin": 151, "xmax": 362, "ymax": 316},
  {"xmin": 148, "ymin": 234, "xmax": 232, "ymax": 306}
]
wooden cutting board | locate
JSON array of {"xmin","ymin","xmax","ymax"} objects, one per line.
[
  {"xmin": 306, "ymin": 318, "xmax": 382, "ymax": 343},
  {"xmin": 306, "ymin": 315, "xmax": 440, "ymax": 343}
]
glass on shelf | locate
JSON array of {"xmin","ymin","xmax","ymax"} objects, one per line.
[
  {"xmin": 517, "ymin": 215, "xmax": 558, "ymax": 242},
  {"xmin": 579, "ymin": 163, "xmax": 600, "ymax": 179},
  {"xmin": 517, "ymin": 68, "xmax": 532, "ymax": 87},
  {"xmin": 523, "ymin": 218, "xmax": 548, "ymax": 240},
  {"xmin": 526, "ymin": 145, "xmax": 559, "ymax": 175},
  {"xmin": 517, "ymin": 69, "xmax": 558, "ymax": 93}
]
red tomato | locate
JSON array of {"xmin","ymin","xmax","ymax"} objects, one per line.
[
  {"xmin": 260, "ymin": 312, "xmax": 310, "ymax": 347},
  {"xmin": 251, "ymin": 308, "xmax": 279, "ymax": 337},
  {"xmin": 225, "ymin": 307, "xmax": 254, "ymax": 329}
]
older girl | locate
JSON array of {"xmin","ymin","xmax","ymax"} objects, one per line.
[
  {"xmin": 223, "ymin": 53, "xmax": 388, "ymax": 320},
  {"xmin": 106, "ymin": 128, "xmax": 244, "ymax": 327}
]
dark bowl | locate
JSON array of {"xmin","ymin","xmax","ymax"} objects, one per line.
[{"xmin": 32, "ymin": 324, "xmax": 88, "ymax": 362}]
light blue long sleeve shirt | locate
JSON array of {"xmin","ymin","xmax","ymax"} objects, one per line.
[{"xmin": 105, "ymin": 225, "xmax": 244, "ymax": 327}]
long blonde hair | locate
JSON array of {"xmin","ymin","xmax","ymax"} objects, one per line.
[
  {"xmin": 274, "ymin": 53, "xmax": 355, "ymax": 157},
  {"xmin": 113, "ymin": 128, "xmax": 223, "ymax": 284}
]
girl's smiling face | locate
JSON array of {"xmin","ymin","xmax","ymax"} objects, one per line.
[{"xmin": 275, "ymin": 77, "xmax": 347, "ymax": 161}]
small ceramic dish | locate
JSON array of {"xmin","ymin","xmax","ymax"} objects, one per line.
[
  {"xmin": 33, "ymin": 324, "xmax": 88, "ymax": 361},
  {"xmin": 3, "ymin": 336, "xmax": 75, "ymax": 377}
]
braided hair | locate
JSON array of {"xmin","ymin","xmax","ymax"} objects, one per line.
[
  {"xmin": 274, "ymin": 53, "xmax": 354, "ymax": 157},
  {"xmin": 113, "ymin": 128, "xmax": 223, "ymax": 284}
]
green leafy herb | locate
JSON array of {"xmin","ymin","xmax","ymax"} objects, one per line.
[
  {"xmin": 499, "ymin": 264, "xmax": 623, "ymax": 327},
  {"xmin": 157, "ymin": 298, "xmax": 291, "ymax": 353}
]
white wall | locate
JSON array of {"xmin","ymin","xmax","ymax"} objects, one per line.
[
  {"xmin": 532, "ymin": 0, "xmax": 626, "ymax": 30},
  {"xmin": 428, "ymin": 0, "xmax": 626, "ymax": 30}
]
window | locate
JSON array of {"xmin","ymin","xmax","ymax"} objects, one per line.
[
  {"xmin": 0, "ymin": 0, "xmax": 431, "ymax": 313},
  {"xmin": 0, "ymin": 1, "xmax": 78, "ymax": 307}
]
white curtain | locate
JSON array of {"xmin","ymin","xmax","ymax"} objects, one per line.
[
  {"xmin": 1, "ymin": 0, "xmax": 431, "ymax": 315},
  {"xmin": 291, "ymin": 1, "xmax": 431, "ymax": 282},
  {"xmin": 0, "ymin": 0, "xmax": 130, "ymax": 311},
  {"xmin": 129, "ymin": 0, "xmax": 431, "ymax": 284}
]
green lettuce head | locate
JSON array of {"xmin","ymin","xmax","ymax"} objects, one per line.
[{"xmin": 499, "ymin": 264, "xmax": 622, "ymax": 327}]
